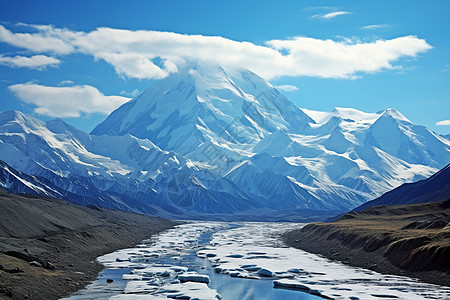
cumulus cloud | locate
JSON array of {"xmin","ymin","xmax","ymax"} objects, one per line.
[
  {"xmin": 0, "ymin": 24, "xmax": 433, "ymax": 80},
  {"xmin": 266, "ymin": 36, "xmax": 432, "ymax": 78},
  {"xmin": 275, "ymin": 85, "xmax": 299, "ymax": 92},
  {"xmin": 0, "ymin": 54, "xmax": 61, "ymax": 69},
  {"xmin": 311, "ymin": 11, "xmax": 351, "ymax": 20},
  {"xmin": 436, "ymin": 120, "xmax": 450, "ymax": 126},
  {"xmin": 8, "ymin": 82, "xmax": 130, "ymax": 117},
  {"xmin": 0, "ymin": 25, "xmax": 76, "ymax": 54}
]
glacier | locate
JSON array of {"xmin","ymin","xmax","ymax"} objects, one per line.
[{"xmin": 1, "ymin": 63, "xmax": 449, "ymax": 220}]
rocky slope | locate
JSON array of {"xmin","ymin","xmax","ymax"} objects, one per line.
[
  {"xmin": 0, "ymin": 189, "xmax": 176, "ymax": 300},
  {"xmin": 284, "ymin": 198, "xmax": 450, "ymax": 286}
]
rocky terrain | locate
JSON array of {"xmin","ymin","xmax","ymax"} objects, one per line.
[
  {"xmin": 0, "ymin": 189, "xmax": 176, "ymax": 300},
  {"xmin": 284, "ymin": 198, "xmax": 450, "ymax": 286}
]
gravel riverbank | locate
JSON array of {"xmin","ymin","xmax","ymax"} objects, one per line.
[{"xmin": 0, "ymin": 189, "xmax": 177, "ymax": 300}]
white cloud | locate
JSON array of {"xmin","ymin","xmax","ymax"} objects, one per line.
[
  {"xmin": 436, "ymin": 120, "xmax": 450, "ymax": 126},
  {"xmin": 361, "ymin": 24, "xmax": 389, "ymax": 30},
  {"xmin": 95, "ymin": 52, "xmax": 172, "ymax": 79},
  {"xmin": 0, "ymin": 54, "xmax": 61, "ymax": 69},
  {"xmin": 275, "ymin": 85, "xmax": 299, "ymax": 92},
  {"xmin": 120, "ymin": 88, "xmax": 140, "ymax": 97},
  {"xmin": 311, "ymin": 11, "xmax": 351, "ymax": 20},
  {"xmin": 8, "ymin": 82, "xmax": 130, "ymax": 117},
  {"xmin": 57, "ymin": 80, "xmax": 74, "ymax": 86},
  {"xmin": 266, "ymin": 36, "xmax": 432, "ymax": 78},
  {"xmin": 0, "ymin": 24, "xmax": 433, "ymax": 80},
  {"xmin": 0, "ymin": 25, "xmax": 76, "ymax": 54}
]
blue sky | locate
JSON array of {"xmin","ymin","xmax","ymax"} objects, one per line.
[{"xmin": 0, "ymin": 0, "xmax": 449, "ymax": 134}]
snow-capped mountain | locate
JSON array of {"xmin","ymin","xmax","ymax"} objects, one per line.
[
  {"xmin": 92, "ymin": 63, "xmax": 314, "ymax": 171},
  {"xmin": 0, "ymin": 159, "xmax": 62, "ymax": 197},
  {"xmin": 1, "ymin": 63, "xmax": 449, "ymax": 219},
  {"xmin": 0, "ymin": 111, "xmax": 186, "ymax": 215}
]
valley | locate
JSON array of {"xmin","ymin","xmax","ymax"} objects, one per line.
[
  {"xmin": 63, "ymin": 221, "xmax": 450, "ymax": 300},
  {"xmin": 1, "ymin": 63, "xmax": 449, "ymax": 299},
  {"xmin": 1, "ymin": 3, "xmax": 449, "ymax": 300}
]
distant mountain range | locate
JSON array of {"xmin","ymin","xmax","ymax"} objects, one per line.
[
  {"xmin": 354, "ymin": 163, "xmax": 450, "ymax": 211},
  {"xmin": 1, "ymin": 63, "xmax": 449, "ymax": 219}
]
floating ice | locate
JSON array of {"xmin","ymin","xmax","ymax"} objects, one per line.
[
  {"xmin": 67, "ymin": 222, "xmax": 450, "ymax": 300},
  {"xmin": 274, "ymin": 279, "xmax": 311, "ymax": 291},
  {"xmin": 257, "ymin": 268, "xmax": 275, "ymax": 277},
  {"xmin": 111, "ymin": 294, "xmax": 166, "ymax": 299},
  {"xmin": 92, "ymin": 222, "xmax": 225, "ymax": 299},
  {"xmin": 178, "ymin": 272, "xmax": 210, "ymax": 284},
  {"xmin": 196, "ymin": 222, "xmax": 450, "ymax": 300}
]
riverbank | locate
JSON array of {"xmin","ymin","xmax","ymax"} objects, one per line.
[
  {"xmin": 45, "ymin": 221, "xmax": 450, "ymax": 299},
  {"xmin": 0, "ymin": 189, "xmax": 177, "ymax": 300},
  {"xmin": 284, "ymin": 199, "xmax": 450, "ymax": 287}
]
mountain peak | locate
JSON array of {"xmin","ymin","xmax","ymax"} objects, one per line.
[
  {"xmin": 1, "ymin": 99, "xmax": 449, "ymax": 217},
  {"xmin": 0, "ymin": 110, "xmax": 46, "ymax": 132},
  {"xmin": 376, "ymin": 108, "xmax": 411, "ymax": 123},
  {"xmin": 0, "ymin": 110, "xmax": 29, "ymax": 123},
  {"xmin": 46, "ymin": 117, "xmax": 70, "ymax": 130},
  {"xmin": 331, "ymin": 107, "xmax": 379, "ymax": 122},
  {"xmin": 92, "ymin": 63, "xmax": 313, "ymax": 160}
]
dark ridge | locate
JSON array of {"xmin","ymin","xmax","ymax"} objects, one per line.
[
  {"xmin": 354, "ymin": 163, "xmax": 450, "ymax": 211},
  {"xmin": 284, "ymin": 198, "xmax": 450, "ymax": 287}
]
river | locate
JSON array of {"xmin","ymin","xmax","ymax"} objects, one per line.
[{"xmin": 62, "ymin": 222, "xmax": 450, "ymax": 300}]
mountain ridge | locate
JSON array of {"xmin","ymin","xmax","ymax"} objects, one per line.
[
  {"xmin": 353, "ymin": 163, "xmax": 450, "ymax": 211},
  {"xmin": 1, "ymin": 63, "xmax": 449, "ymax": 219}
]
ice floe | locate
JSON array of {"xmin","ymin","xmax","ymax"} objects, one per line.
[
  {"xmin": 178, "ymin": 272, "xmax": 211, "ymax": 284},
  {"xmin": 66, "ymin": 221, "xmax": 450, "ymax": 300},
  {"xmin": 95, "ymin": 222, "xmax": 224, "ymax": 299},
  {"xmin": 197, "ymin": 222, "xmax": 450, "ymax": 300}
]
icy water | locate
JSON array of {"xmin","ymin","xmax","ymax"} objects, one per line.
[{"xmin": 63, "ymin": 222, "xmax": 450, "ymax": 300}]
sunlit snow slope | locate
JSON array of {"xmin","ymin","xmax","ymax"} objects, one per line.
[{"xmin": 1, "ymin": 63, "xmax": 449, "ymax": 219}]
